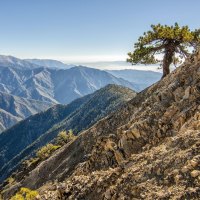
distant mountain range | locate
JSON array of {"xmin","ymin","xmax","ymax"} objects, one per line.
[
  {"xmin": 0, "ymin": 55, "xmax": 137, "ymax": 104},
  {"xmin": 79, "ymin": 60, "xmax": 161, "ymax": 71},
  {"xmin": 107, "ymin": 69, "xmax": 162, "ymax": 91},
  {"xmin": 0, "ymin": 92, "xmax": 52, "ymax": 133},
  {"xmin": 0, "ymin": 55, "xmax": 39, "ymax": 69},
  {"xmin": 25, "ymin": 59, "xmax": 74, "ymax": 69},
  {"xmin": 0, "ymin": 54, "xmax": 161, "ymax": 134},
  {"xmin": 0, "ymin": 84, "xmax": 136, "ymax": 183}
]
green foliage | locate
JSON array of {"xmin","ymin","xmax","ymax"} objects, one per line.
[
  {"xmin": 127, "ymin": 23, "xmax": 200, "ymax": 76},
  {"xmin": 36, "ymin": 143, "xmax": 61, "ymax": 160},
  {"xmin": 6, "ymin": 176, "xmax": 15, "ymax": 185},
  {"xmin": 56, "ymin": 130, "xmax": 76, "ymax": 145},
  {"xmin": 24, "ymin": 130, "xmax": 75, "ymax": 168},
  {"xmin": 10, "ymin": 187, "xmax": 38, "ymax": 200},
  {"xmin": 24, "ymin": 157, "xmax": 40, "ymax": 167}
]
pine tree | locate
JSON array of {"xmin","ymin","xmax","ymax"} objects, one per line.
[{"xmin": 127, "ymin": 23, "xmax": 200, "ymax": 78}]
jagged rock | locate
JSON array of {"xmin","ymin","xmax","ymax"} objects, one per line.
[
  {"xmin": 174, "ymin": 174, "xmax": 182, "ymax": 184},
  {"xmin": 190, "ymin": 159, "xmax": 199, "ymax": 168},
  {"xmin": 104, "ymin": 189, "xmax": 112, "ymax": 199},
  {"xmin": 130, "ymin": 127, "xmax": 141, "ymax": 139},
  {"xmin": 183, "ymin": 86, "xmax": 191, "ymax": 99},
  {"xmin": 181, "ymin": 166, "xmax": 190, "ymax": 173},
  {"xmin": 173, "ymin": 87, "xmax": 184, "ymax": 102},
  {"xmin": 191, "ymin": 170, "xmax": 200, "ymax": 178}
]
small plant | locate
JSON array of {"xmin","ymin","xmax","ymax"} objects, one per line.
[
  {"xmin": 24, "ymin": 130, "xmax": 76, "ymax": 168},
  {"xmin": 10, "ymin": 187, "xmax": 39, "ymax": 200},
  {"xmin": 36, "ymin": 143, "xmax": 61, "ymax": 160},
  {"xmin": 6, "ymin": 176, "xmax": 15, "ymax": 185},
  {"xmin": 56, "ymin": 130, "xmax": 76, "ymax": 145},
  {"xmin": 24, "ymin": 157, "xmax": 40, "ymax": 167}
]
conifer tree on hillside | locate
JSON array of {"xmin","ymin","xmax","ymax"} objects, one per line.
[{"xmin": 127, "ymin": 23, "xmax": 200, "ymax": 78}]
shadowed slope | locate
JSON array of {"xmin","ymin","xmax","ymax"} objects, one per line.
[{"xmin": 0, "ymin": 85, "xmax": 136, "ymax": 185}]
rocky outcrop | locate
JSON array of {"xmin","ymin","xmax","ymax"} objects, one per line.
[{"xmin": 2, "ymin": 52, "xmax": 200, "ymax": 199}]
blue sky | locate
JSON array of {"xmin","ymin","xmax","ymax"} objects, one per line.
[{"xmin": 0, "ymin": 0, "xmax": 199, "ymax": 63}]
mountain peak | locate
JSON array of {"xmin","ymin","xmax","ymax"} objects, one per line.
[
  {"xmin": 25, "ymin": 58, "xmax": 74, "ymax": 69},
  {"xmin": 0, "ymin": 55, "xmax": 41, "ymax": 69}
]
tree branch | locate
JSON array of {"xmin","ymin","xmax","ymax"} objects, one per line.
[{"xmin": 177, "ymin": 46, "xmax": 190, "ymax": 57}]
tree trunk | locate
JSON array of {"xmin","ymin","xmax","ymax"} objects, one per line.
[{"xmin": 162, "ymin": 47, "xmax": 174, "ymax": 78}]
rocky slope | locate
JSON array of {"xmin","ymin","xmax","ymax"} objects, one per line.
[
  {"xmin": 2, "ymin": 52, "xmax": 200, "ymax": 199},
  {"xmin": 0, "ymin": 91, "xmax": 52, "ymax": 133},
  {"xmin": 0, "ymin": 85, "xmax": 136, "ymax": 185}
]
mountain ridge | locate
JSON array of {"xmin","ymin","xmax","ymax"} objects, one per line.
[
  {"xmin": 0, "ymin": 84, "xmax": 136, "ymax": 184},
  {"xmin": 25, "ymin": 58, "xmax": 74, "ymax": 69},
  {"xmin": 2, "ymin": 53, "xmax": 200, "ymax": 199},
  {"xmin": 0, "ymin": 55, "xmax": 41, "ymax": 69}
]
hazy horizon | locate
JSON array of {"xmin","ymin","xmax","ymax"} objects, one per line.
[
  {"xmin": 66, "ymin": 61, "xmax": 162, "ymax": 72},
  {"xmin": 0, "ymin": 53, "xmax": 162, "ymax": 72}
]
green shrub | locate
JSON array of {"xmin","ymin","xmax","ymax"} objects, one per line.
[
  {"xmin": 11, "ymin": 187, "xmax": 38, "ymax": 200},
  {"xmin": 24, "ymin": 130, "xmax": 76, "ymax": 168},
  {"xmin": 6, "ymin": 176, "xmax": 15, "ymax": 185},
  {"xmin": 36, "ymin": 143, "xmax": 61, "ymax": 160},
  {"xmin": 56, "ymin": 130, "xmax": 76, "ymax": 145},
  {"xmin": 24, "ymin": 157, "xmax": 40, "ymax": 167}
]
